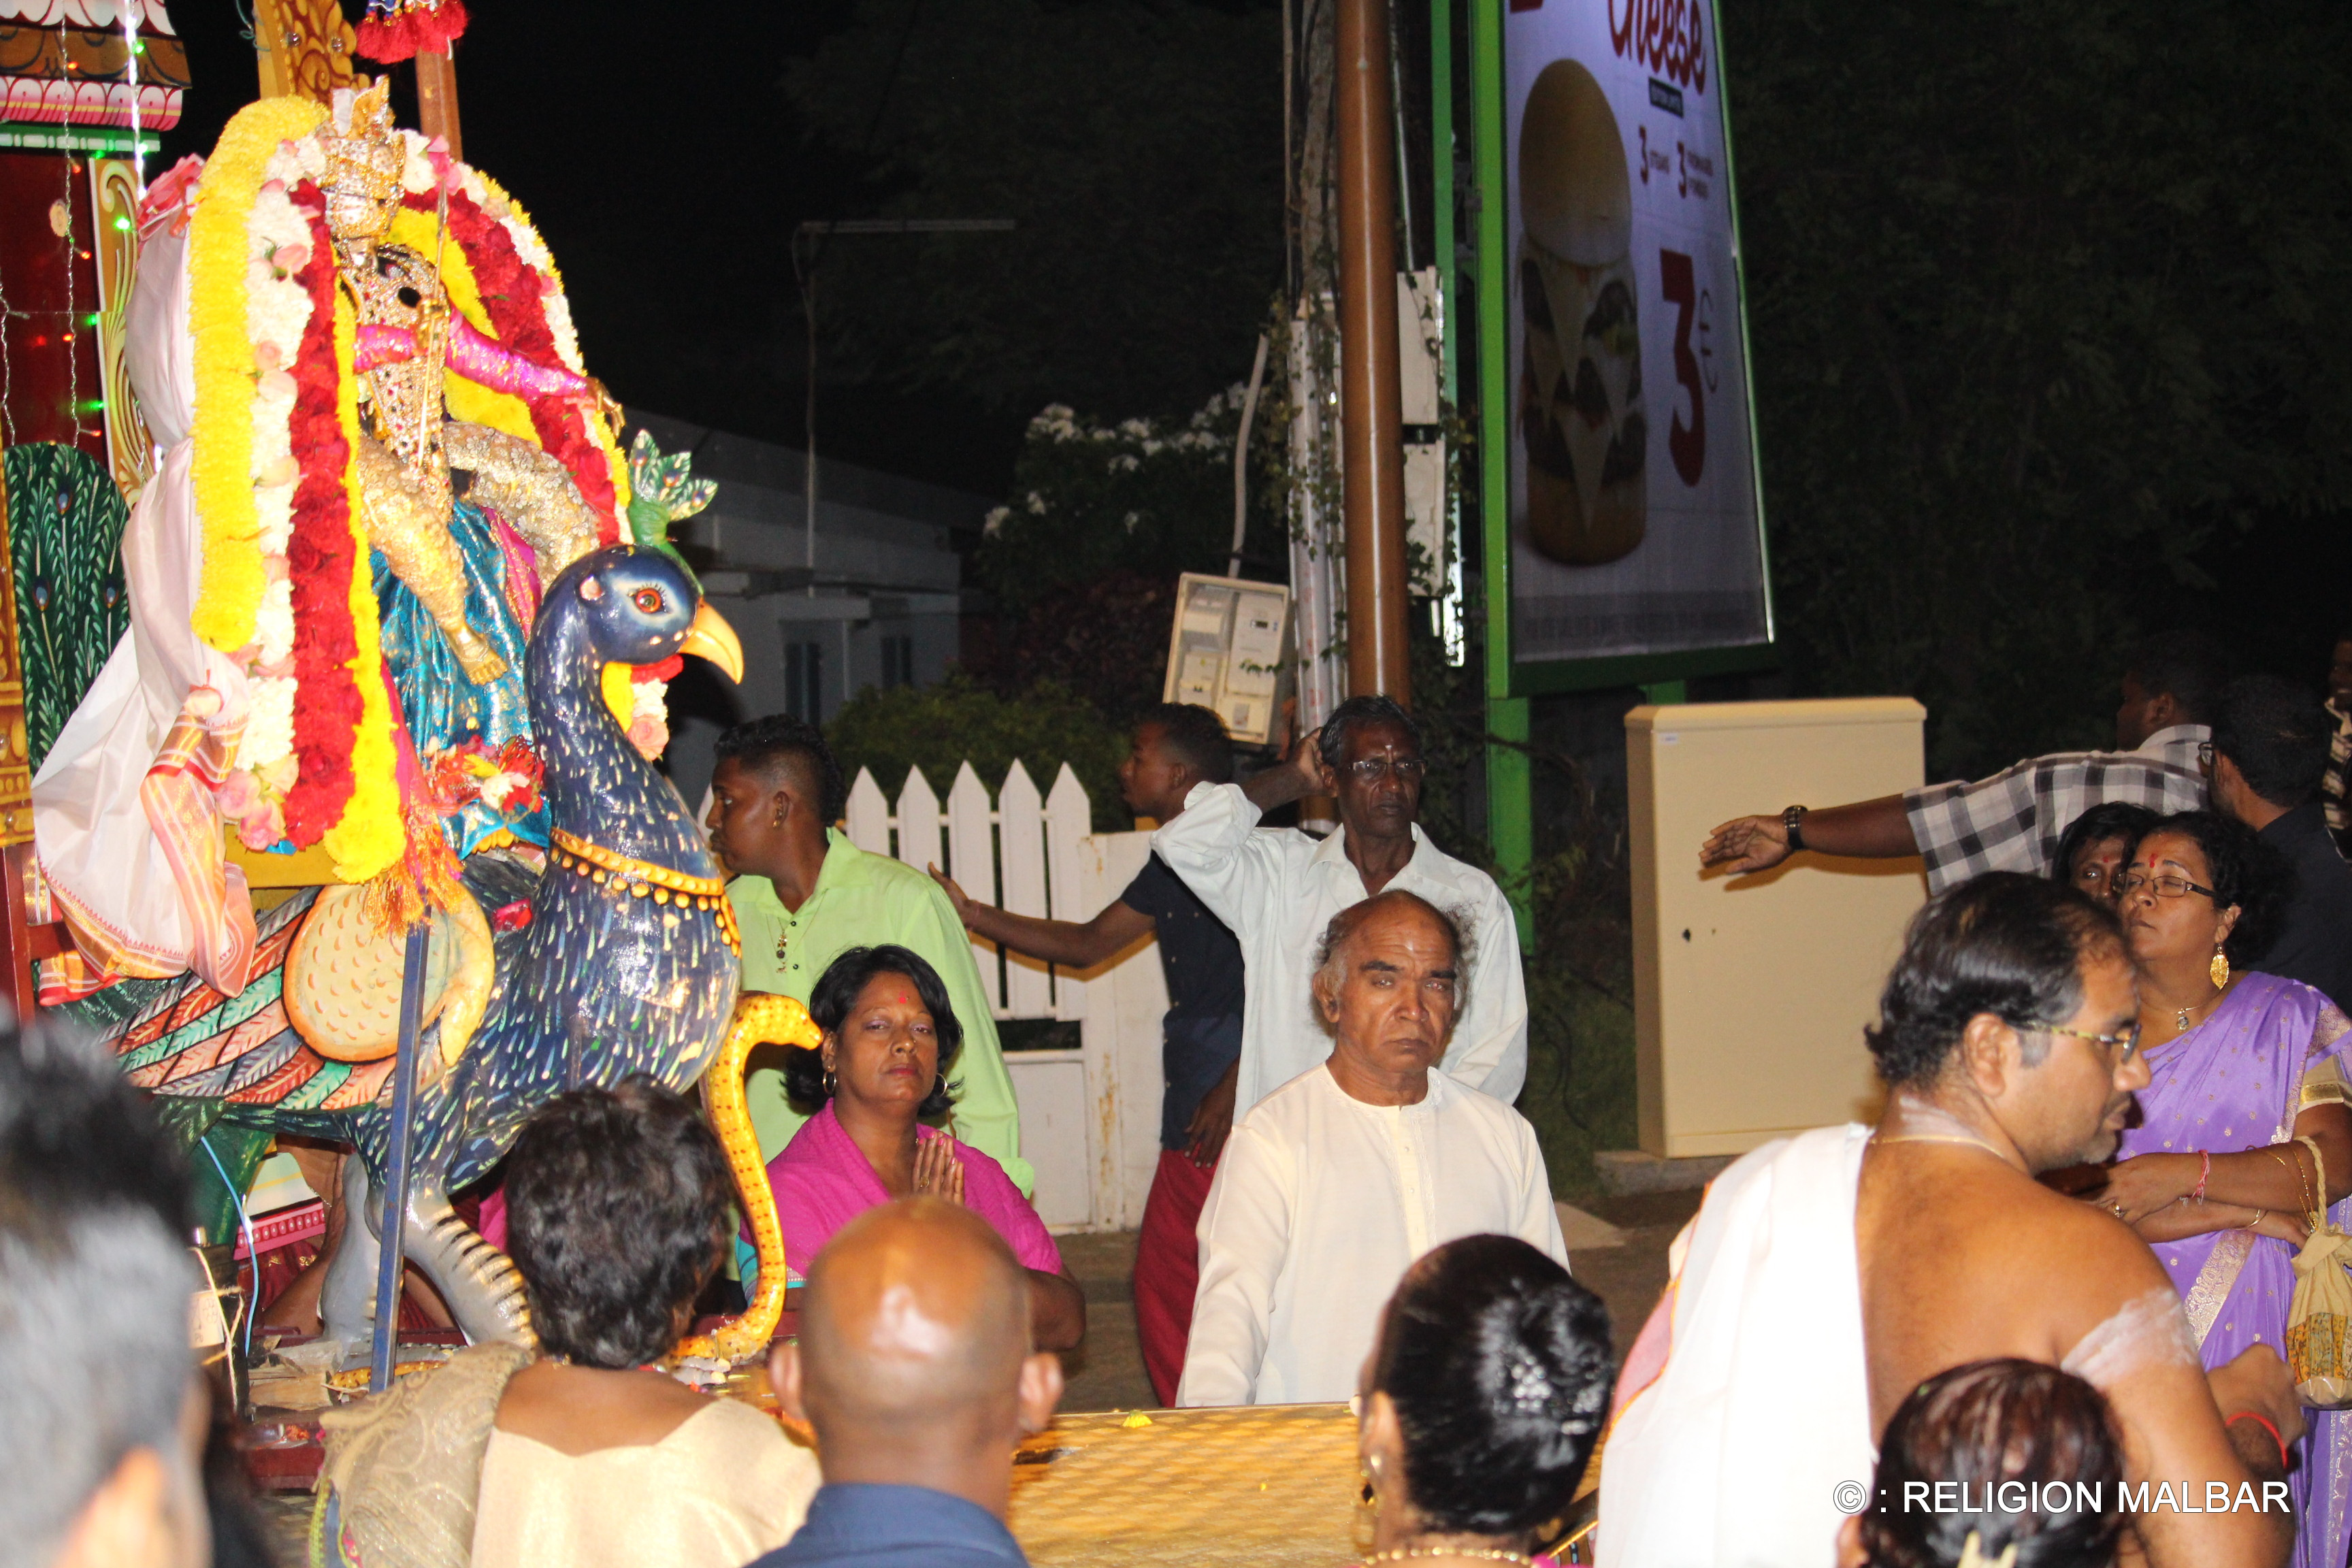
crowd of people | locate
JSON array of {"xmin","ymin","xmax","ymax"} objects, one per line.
[{"xmin": 17, "ymin": 630, "xmax": 2352, "ymax": 1568}]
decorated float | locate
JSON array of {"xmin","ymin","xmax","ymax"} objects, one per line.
[{"xmin": 0, "ymin": 0, "xmax": 807, "ymax": 1382}]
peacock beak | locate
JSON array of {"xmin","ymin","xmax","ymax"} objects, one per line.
[{"xmin": 679, "ymin": 602, "xmax": 744, "ymax": 684}]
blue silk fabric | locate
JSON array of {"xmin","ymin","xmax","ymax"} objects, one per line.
[{"xmin": 372, "ymin": 500, "xmax": 550, "ymax": 855}]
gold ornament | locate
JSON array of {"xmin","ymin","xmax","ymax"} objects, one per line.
[
  {"xmin": 442, "ymin": 421, "xmax": 603, "ymax": 585},
  {"xmin": 2212, "ymin": 946, "xmax": 2231, "ymax": 990},
  {"xmin": 316, "ymin": 79, "xmax": 406, "ymax": 248}
]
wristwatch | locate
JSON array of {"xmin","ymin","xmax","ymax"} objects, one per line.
[{"xmin": 1781, "ymin": 804, "xmax": 1809, "ymax": 852}]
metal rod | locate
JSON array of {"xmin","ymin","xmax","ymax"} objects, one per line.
[
  {"xmin": 1230, "ymin": 333, "xmax": 1271, "ymax": 576},
  {"xmin": 1336, "ymin": 0, "xmax": 1411, "ymax": 703},
  {"xmin": 368, "ymin": 923, "xmax": 431, "ymax": 1392}
]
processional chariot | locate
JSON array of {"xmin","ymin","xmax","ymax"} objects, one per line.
[{"xmin": 0, "ymin": 0, "xmax": 804, "ymax": 1381}]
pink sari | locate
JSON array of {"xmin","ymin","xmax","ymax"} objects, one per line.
[{"xmin": 763, "ymin": 1102, "xmax": 1062, "ymax": 1286}]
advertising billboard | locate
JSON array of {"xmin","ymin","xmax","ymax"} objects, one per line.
[{"xmin": 1499, "ymin": 0, "xmax": 1770, "ymax": 679}]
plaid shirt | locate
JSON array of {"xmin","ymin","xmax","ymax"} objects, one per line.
[
  {"xmin": 2324, "ymin": 698, "xmax": 2352, "ymax": 854},
  {"xmin": 1904, "ymin": 725, "xmax": 2210, "ymax": 892}
]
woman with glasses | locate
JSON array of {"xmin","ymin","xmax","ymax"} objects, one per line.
[{"xmin": 2091, "ymin": 808, "xmax": 2352, "ymax": 1568}]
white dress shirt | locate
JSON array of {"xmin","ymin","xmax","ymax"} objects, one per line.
[
  {"xmin": 1151, "ymin": 781, "xmax": 1529, "ymax": 1118},
  {"xmin": 1177, "ymin": 1062, "xmax": 1567, "ymax": 1407}
]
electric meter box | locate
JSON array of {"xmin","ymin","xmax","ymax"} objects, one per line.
[{"xmin": 1161, "ymin": 574, "xmax": 1294, "ymax": 749}]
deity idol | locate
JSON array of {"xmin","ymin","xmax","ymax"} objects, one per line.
[{"xmin": 30, "ymin": 80, "xmax": 681, "ymax": 1002}]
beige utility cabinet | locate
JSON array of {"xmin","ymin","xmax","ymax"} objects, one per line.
[{"xmin": 1628, "ymin": 698, "xmax": 1929, "ymax": 1158}]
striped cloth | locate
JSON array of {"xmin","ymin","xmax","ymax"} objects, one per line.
[{"xmin": 1904, "ymin": 725, "xmax": 2210, "ymax": 893}]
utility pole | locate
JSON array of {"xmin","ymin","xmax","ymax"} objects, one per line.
[{"xmin": 1335, "ymin": 0, "xmax": 1410, "ymax": 704}]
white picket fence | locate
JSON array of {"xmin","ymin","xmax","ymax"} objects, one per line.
[
  {"xmin": 839, "ymin": 761, "xmax": 1170, "ymax": 1232},
  {"xmin": 840, "ymin": 760, "xmax": 1095, "ymax": 1022}
]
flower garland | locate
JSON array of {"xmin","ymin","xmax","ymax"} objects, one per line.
[
  {"xmin": 178, "ymin": 101, "xmax": 661, "ymax": 896},
  {"xmin": 187, "ymin": 95, "xmax": 325, "ymax": 653},
  {"xmin": 274, "ymin": 184, "xmax": 401, "ymax": 881},
  {"xmin": 394, "ymin": 152, "xmax": 625, "ymax": 541}
]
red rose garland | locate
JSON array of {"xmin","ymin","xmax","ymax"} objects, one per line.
[
  {"xmin": 407, "ymin": 184, "xmax": 621, "ymax": 542},
  {"xmin": 280, "ymin": 183, "xmax": 366, "ymax": 847}
]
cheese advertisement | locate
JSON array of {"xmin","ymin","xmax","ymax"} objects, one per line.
[{"xmin": 1505, "ymin": 0, "xmax": 1769, "ymax": 666}]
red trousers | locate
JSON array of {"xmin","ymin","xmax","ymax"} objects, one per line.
[{"xmin": 1134, "ymin": 1145, "xmax": 1217, "ymax": 1407}]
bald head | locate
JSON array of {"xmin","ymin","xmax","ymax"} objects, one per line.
[
  {"xmin": 1314, "ymin": 891, "xmax": 1469, "ymax": 1001},
  {"xmin": 798, "ymin": 1196, "xmax": 1032, "ymax": 1429}
]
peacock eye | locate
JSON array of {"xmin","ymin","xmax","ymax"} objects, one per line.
[{"xmin": 632, "ymin": 587, "xmax": 664, "ymax": 614}]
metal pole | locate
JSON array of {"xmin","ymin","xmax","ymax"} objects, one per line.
[
  {"xmin": 1336, "ymin": 0, "xmax": 1411, "ymax": 704},
  {"xmin": 369, "ymin": 923, "xmax": 430, "ymax": 1392}
]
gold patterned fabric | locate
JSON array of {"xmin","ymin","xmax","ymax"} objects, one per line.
[{"xmin": 315, "ymin": 1340, "xmax": 536, "ymax": 1568}]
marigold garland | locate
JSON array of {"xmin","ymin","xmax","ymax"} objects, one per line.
[
  {"xmin": 187, "ymin": 95, "xmax": 325, "ymax": 653},
  {"xmin": 323, "ymin": 284, "xmax": 404, "ymax": 883}
]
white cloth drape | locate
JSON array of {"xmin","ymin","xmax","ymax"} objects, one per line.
[
  {"xmin": 1597, "ymin": 1124, "xmax": 1875, "ymax": 1568},
  {"xmin": 31, "ymin": 210, "xmax": 255, "ymax": 987}
]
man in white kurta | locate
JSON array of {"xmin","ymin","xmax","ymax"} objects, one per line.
[
  {"xmin": 1152, "ymin": 696, "xmax": 1527, "ymax": 1121},
  {"xmin": 1176, "ymin": 889, "xmax": 1565, "ymax": 1407}
]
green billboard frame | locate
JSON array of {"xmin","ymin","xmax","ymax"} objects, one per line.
[{"xmin": 1469, "ymin": 0, "xmax": 1777, "ymax": 704}]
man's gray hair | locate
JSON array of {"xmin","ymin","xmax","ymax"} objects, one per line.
[
  {"xmin": 1311, "ymin": 890, "xmax": 1476, "ymax": 1034},
  {"xmin": 0, "ymin": 1024, "xmax": 199, "ymax": 1568},
  {"xmin": 0, "ymin": 1198, "xmax": 197, "ymax": 1568}
]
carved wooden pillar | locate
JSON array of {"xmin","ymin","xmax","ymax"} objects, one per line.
[{"xmin": 250, "ymin": 0, "xmax": 358, "ymax": 103}]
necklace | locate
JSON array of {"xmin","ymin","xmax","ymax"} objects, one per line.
[
  {"xmin": 2164, "ymin": 974, "xmax": 2237, "ymax": 1033},
  {"xmin": 1362, "ymin": 1551, "xmax": 1534, "ymax": 1565},
  {"xmin": 1874, "ymin": 1130, "xmax": 2010, "ymax": 1160}
]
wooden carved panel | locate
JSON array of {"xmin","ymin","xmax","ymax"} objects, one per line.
[
  {"xmin": 251, "ymin": 0, "xmax": 356, "ymax": 105},
  {"xmin": 87, "ymin": 158, "xmax": 150, "ymax": 500}
]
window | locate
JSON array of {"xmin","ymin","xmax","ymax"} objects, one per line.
[
  {"xmin": 881, "ymin": 634, "xmax": 915, "ymax": 689},
  {"xmin": 785, "ymin": 640, "xmax": 824, "ymax": 721}
]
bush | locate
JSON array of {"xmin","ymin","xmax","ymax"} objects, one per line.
[
  {"xmin": 826, "ymin": 675, "xmax": 1132, "ymax": 833},
  {"xmin": 975, "ymin": 391, "xmax": 1279, "ymax": 610}
]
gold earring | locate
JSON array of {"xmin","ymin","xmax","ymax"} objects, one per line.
[{"xmin": 2211, "ymin": 947, "xmax": 2231, "ymax": 989}]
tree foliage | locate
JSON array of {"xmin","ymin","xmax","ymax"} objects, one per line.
[
  {"xmin": 785, "ymin": 0, "xmax": 1286, "ymax": 422},
  {"xmin": 1727, "ymin": 0, "xmax": 2352, "ymax": 777},
  {"xmin": 826, "ymin": 674, "xmax": 1132, "ymax": 832}
]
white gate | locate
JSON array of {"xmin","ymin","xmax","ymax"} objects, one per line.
[{"xmin": 840, "ymin": 764, "xmax": 1166, "ymax": 1231}]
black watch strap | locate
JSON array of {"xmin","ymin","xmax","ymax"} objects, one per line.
[{"xmin": 1782, "ymin": 804, "xmax": 1809, "ymax": 852}]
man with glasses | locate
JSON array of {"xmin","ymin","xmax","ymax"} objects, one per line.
[
  {"xmin": 1700, "ymin": 632, "xmax": 2227, "ymax": 891},
  {"xmin": 1601, "ymin": 873, "xmax": 2302, "ymax": 1568},
  {"xmin": 2207, "ymin": 672, "xmax": 2352, "ymax": 1009},
  {"xmin": 1152, "ymin": 693, "xmax": 1527, "ymax": 1121}
]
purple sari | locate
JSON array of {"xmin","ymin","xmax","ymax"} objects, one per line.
[{"xmin": 2118, "ymin": 970, "xmax": 2352, "ymax": 1568}]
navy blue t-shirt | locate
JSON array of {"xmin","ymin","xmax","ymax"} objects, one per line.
[{"xmin": 1119, "ymin": 852, "xmax": 1245, "ymax": 1149}]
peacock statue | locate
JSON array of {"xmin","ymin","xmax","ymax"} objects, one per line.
[{"xmin": 105, "ymin": 545, "xmax": 809, "ymax": 1358}]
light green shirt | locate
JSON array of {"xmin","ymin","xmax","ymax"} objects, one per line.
[{"xmin": 728, "ymin": 829, "xmax": 1032, "ymax": 1195}]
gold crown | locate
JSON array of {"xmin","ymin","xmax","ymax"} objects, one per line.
[{"xmin": 318, "ymin": 78, "xmax": 405, "ymax": 240}]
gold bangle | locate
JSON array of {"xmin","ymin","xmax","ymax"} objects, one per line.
[{"xmin": 2244, "ymin": 1209, "xmax": 2267, "ymax": 1232}]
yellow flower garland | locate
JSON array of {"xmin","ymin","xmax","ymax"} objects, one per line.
[
  {"xmin": 187, "ymin": 95, "xmax": 325, "ymax": 653},
  {"xmin": 321, "ymin": 288, "xmax": 404, "ymax": 883}
]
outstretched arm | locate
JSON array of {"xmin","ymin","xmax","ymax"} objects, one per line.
[
  {"xmin": 927, "ymin": 867, "xmax": 1156, "ymax": 969},
  {"xmin": 1699, "ymin": 794, "xmax": 1917, "ymax": 874}
]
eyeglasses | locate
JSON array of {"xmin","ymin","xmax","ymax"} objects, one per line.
[
  {"xmin": 2113, "ymin": 870, "xmax": 2217, "ymax": 900},
  {"xmin": 2031, "ymin": 1021, "xmax": 2144, "ymax": 1064},
  {"xmin": 1346, "ymin": 756, "xmax": 1426, "ymax": 783}
]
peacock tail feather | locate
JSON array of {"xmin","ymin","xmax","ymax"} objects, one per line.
[{"xmin": 3, "ymin": 444, "xmax": 130, "ymax": 771}]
